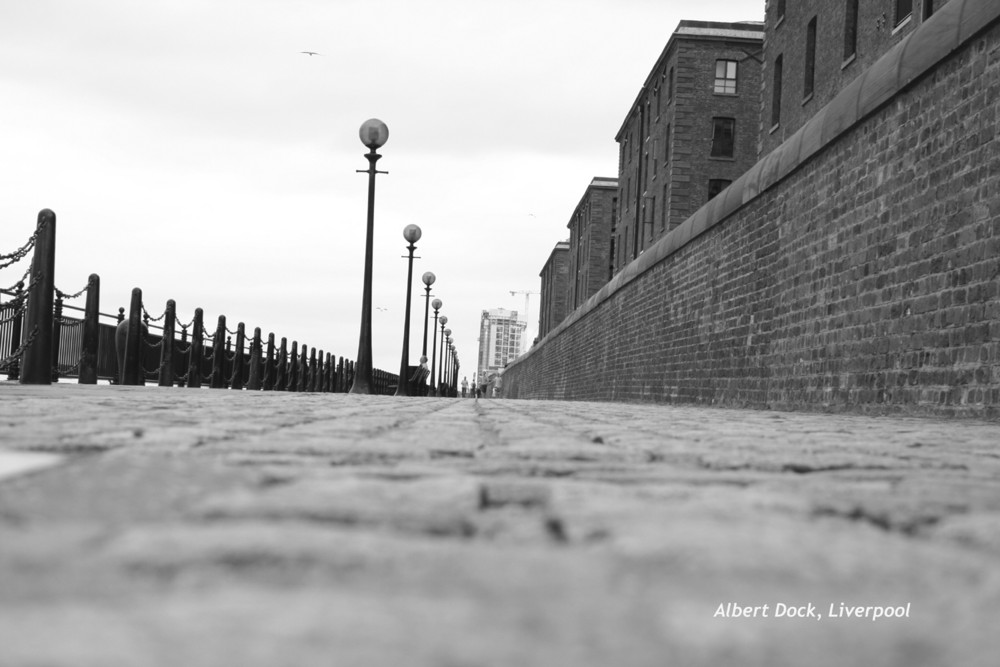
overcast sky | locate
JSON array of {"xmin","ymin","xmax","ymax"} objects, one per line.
[{"xmin": 1, "ymin": 0, "xmax": 762, "ymax": 379}]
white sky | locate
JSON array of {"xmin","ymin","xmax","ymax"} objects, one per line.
[{"xmin": 1, "ymin": 0, "xmax": 762, "ymax": 379}]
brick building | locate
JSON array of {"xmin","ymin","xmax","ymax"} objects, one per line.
[
  {"xmin": 761, "ymin": 0, "xmax": 953, "ymax": 155},
  {"xmin": 614, "ymin": 20, "xmax": 763, "ymax": 276},
  {"xmin": 476, "ymin": 308, "xmax": 526, "ymax": 386},
  {"xmin": 566, "ymin": 177, "xmax": 618, "ymax": 312},
  {"xmin": 538, "ymin": 241, "xmax": 570, "ymax": 342}
]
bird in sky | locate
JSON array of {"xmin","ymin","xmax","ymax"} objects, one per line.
[{"xmin": 301, "ymin": 51, "xmax": 322, "ymax": 56}]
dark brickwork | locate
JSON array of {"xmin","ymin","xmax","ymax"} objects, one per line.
[
  {"xmin": 566, "ymin": 178, "xmax": 618, "ymax": 311},
  {"xmin": 615, "ymin": 21, "xmax": 763, "ymax": 276},
  {"xmin": 538, "ymin": 242, "xmax": 570, "ymax": 341},
  {"xmin": 761, "ymin": 0, "xmax": 955, "ymax": 155},
  {"xmin": 503, "ymin": 7, "xmax": 1000, "ymax": 417}
]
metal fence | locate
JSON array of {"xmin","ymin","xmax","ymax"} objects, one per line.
[{"xmin": 2, "ymin": 209, "xmax": 398, "ymax": 394}]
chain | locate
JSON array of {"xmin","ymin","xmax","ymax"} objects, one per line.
[
  {"xmin": 2, "ymin": 267, "xmax": 31, "ymax": 294},
  {"xmin": 0, "ymin": 310, "xmax": 22, "ymax": 327},
  {"xmin": 141, "ymin": 303, "xmax": 166, "ymax": 322},
  {"xmin": 55, "ymin": 283, "xmax": 89, "ymax": 300},
  {"xmin": 59, "ymin": 359, "xmax": 82, "ymax": 376},
  {"xmin": 225, "ymin": 325, "xmax": 240, "ymax": 336},
  {"xmin": 0, "ymin": 325, "xmax": 38, "ymax": 370},
  {"xmin": 178, "ymin": 315, "xmax": 195, "ymax": 330},
  {"xmin": 0, "ymin": 220, "xmax": 41, "ymax": 269},
  {"xmin": 175, "ymin": 341, "xmax": 192, "ymax": 354}
]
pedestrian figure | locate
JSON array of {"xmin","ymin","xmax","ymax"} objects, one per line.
[
  {"xmin": 408, "ymin": 356, "xmax": 430, "ymax": 395},
  {"xmin": 461, "ymin": 376, "xmax": 469, "ymax": 398}
]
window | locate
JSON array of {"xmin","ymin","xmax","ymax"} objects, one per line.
[
  {"xmin": 661, "ymin": 184, "xmax": 669, "ymax": 231},
  {"xmin": 804, "ymin": 17, "xmax": 817, "ymax": 99},
  {"xmin": 708, "ymin": 179, "xmax": 732, "ymax": 201},
  {"xmin": 652, "ymin": 139, "xmax": 658, "ymax": 176},
  {"xmin": 711, "ymin": 117, "xmax": 735, "ymax": 158},
  {"xmin": 664, "ymin": 124, "xmax": 671, "ymax": 164},
  {"xmin": 776, "ymin": 0, "xmax": 786, "ymax": 22},
  {"xmin": 667, "ymin": 66, "xmax": 674, "ymax": 99},
  {"xmin": 655, "ymin": 86, "xmax": 661, "ymax": 117},
  {"xmin": 771, "ymin": 54, "xmax": 783, "ymax": 128},
  {"xmin": 923, "ymin": 0, "xmax": 934, "ymax": 19},
  {"xmin": 844, "ymin": 0, "xmax": 859, "ymax": 61},
  {"xmin": 895, "ymin": 0, "xmax": 913, "ymax": 25},
  {"xmin": 714, "ymin": 60, "xmax": 738, "ymax": 94}
]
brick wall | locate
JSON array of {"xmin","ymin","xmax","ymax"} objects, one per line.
[{"xmin": 503, "ymin": 1, "xmax": 1000, "ymax": 418}]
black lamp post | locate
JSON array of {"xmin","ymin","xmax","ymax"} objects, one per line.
[
  {"xmin": 420, "ymin": 272, "xmax": 435, "ymax": 358},
  {"xmin": 350, "ymin": 118, "xmax": 389, "ymax": 394},
  {"xmin": 429, "ymin": 298, "xmax": 442, "ymax": 397},
  {"xmin": 441, "ymin": 327, "xmax": 451, "ymax": 395},
  {"xmin": 395, "ymin": 224, "xmax": 422, "ymax": 397},
  {"xmin": 446, "ymin": 340, "xmax": 455, "ymax": 396},
  {"xmin": 438, "ymin": 318, "xmax": 448, "ymax": 395}
]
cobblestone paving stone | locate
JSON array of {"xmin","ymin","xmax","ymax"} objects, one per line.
[{"xmin": 1, "ymin": 382, "xmax": 999, "ymax": 666}]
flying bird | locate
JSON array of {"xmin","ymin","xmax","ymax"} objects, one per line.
[{"xmin": 301, "ymin": 51, "xmax": 322, "ymax": 56}]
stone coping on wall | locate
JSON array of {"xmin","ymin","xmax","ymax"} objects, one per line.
[{"xmin": 513, "ymin": 0, "xmax": 1000, "ymax": 371}]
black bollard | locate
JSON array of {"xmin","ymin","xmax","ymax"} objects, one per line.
[
  {"xmin": 231, "ymin": 323, "xmax": 246, "ymax": 390},
  {"xmin": 287, "ymin": 341, "xmax": 299, "ymax": 392},
  {"xmin": 263, "ymin": 333, "xmax": 275, "ymax": 391},
  {"xmin": 158, "ymin": 300, "xmax": 176, "ymax": 387},
  {"xmin": 78, "ymin": 274, "xmax": 100, "ymax": 384},
  {"xmin": 20, "ymin": 210, "xmax": 56, "ymax": 385},
  {"xmin": 247, "ymin": 327, "xmax": 262, "ymax": 391},
  {"xmin": 275, "ymin": 337, "xmax": 288, "ymax": 390},
  {"xmin": 120, "ymin": 288, "xmax": 144, "ymax": 386},
  {"xmin": 210, "ymin": 316, "xmax": 226, "ymax": 388},
  {"xmin": 188, "ymin": 308, "xmax": 204, "ymax": 388}
]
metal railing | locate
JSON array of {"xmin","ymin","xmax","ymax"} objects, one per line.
[{"xmin": 1, "ymin": 209, "xmax": 398, "ymax": 394}]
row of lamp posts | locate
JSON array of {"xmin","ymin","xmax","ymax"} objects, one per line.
[{"xmin": 349, "ymin": 118, "xmax": 459, "ymax": 396}]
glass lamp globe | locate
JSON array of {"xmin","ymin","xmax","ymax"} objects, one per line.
[
  {"xmin": 359, "ymin": 119, "xmax": 389, "ymax": 149},
  {"xmin": 403, "ymin": 224, "xmax": 422, "ymax": 244}
]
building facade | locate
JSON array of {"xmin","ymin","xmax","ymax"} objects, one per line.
[
  {"xmin": 538, "ymin": 241, "xmax": 570, "ymax": 341},
  {"xmin": 614, "ymin": 20, "xmax": 763, "ymax": 276},
  {"xmin": 476, "ymin": 308, "xmax": 527, "ymax": 386},
  {"xmin": 566, "ymin": 177, "xmax": 618, "ymax": 312},
  {"xmin": 761, "ymin": 0, "xmax": 953, "ymax": 155}
]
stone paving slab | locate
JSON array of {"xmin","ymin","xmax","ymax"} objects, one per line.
[{"xmin": 1, "ymin": 382, "xmax": 999, "ymax": 666}]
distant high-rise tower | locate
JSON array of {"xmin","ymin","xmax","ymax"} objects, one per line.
[{"xmin": 477, "ymin": 308, "xmax": 527, "ymax": 386}]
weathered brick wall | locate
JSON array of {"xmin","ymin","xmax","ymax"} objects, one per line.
[{"xmin": 504, "ymin": 5, "xmax": 1000, "ymax": 417}]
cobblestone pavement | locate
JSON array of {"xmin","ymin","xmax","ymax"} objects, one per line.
[{"xmin": 1, "ymin": 382, "xmax": 999, "ymax": 667}]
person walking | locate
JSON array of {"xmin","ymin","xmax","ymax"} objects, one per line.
[{"xmin": 460, "ymin": 376, "xmax": 469, "ymax": 398}]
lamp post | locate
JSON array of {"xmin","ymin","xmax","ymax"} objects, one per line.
[
  {"xmin": 438, "ymin": 318, "xmax": 448, "ymax": 395},
  {"xmin": 429, "ymin": 298, "xmax": 442, "ymax": 397},
  {"xmin": 445, "ymin": 334, "xmax": 455, "ymax": 397},
  {"xmin": 441, "ymin": 327, "xmax": 451, "ymax": 395},
  {"xmin": 420, "ymin": 272, "xmax": 435, "ymax": 359},
  {"xmin": 395, "ymin": 224, "xmax": 422, "ymax": 397},
  {"xmin": 350, "ymin": 118, "xmax": 389, "ymax": 394}
]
